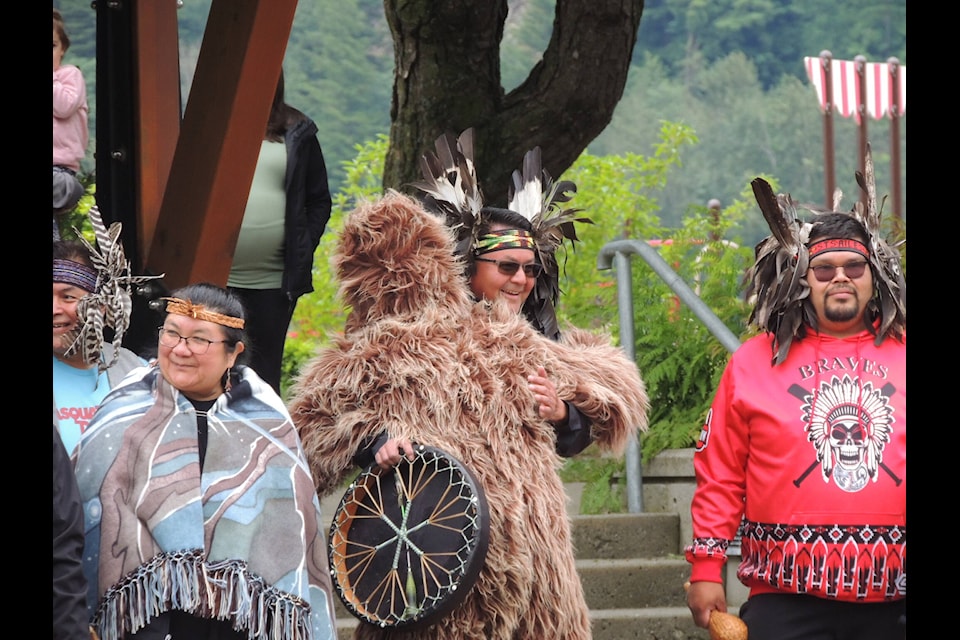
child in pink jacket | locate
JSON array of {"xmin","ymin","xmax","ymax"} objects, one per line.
[{"xmin": 53, "ymin": 9, "xmax": 89, "ymax": 239}]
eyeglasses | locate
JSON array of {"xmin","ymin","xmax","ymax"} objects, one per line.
[
  {"xmin": 158, "ymin": 327, "xmax": 228, "ymax": 354},
  {"xmin": 808, "ymin": 260, "xmax": 869, "ymax": 283},
  {"xmin": 474, "ymin": 257, "xmax": 543, "ymax": 278}
]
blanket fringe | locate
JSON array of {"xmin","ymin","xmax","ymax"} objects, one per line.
[{"xmin": 93, "ymin": 550, "xmax": 313, "ymax": 640}]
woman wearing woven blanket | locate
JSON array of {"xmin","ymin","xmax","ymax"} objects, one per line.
[{"xmin": 73, "ymin": 283, "xmax": 337, "ymax": 640}]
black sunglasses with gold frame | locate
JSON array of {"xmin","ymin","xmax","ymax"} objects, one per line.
[
  {"xmin": 807, "ymin": 260, "xmax": 869, "ymax": 283},
  {"xmin": 474, "ymin": 257, "xmax": 543, "ymax": 278}
]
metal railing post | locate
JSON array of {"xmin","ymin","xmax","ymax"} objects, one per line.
[
  {"xmin": 597, "ymin": 239, "xmax": 742, "ymax": 514},
  {"xmin": 612, "ymin": 251, "xmax": 642, "ymax": 513}
]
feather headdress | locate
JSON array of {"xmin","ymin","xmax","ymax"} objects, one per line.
[
  {"xmin": 833, "ymin": 143, "xmax": 906, "ymax": 343},
  {"xmin": 505, "ymin": 145, "xmax": 593, "ymax": 339},
  {"xmin": 744, "ymin": 177, "xmax": 814, "ymax": 365},
  {"xmin": 410, "ymin": 129, "xmax": 592, "ymax": 339},
  {"xmin": 62, "ymin": 207, "xmax": 164, "ymax": 373},
  {"xmin": 408, "ymin": 129, "xmax": 484, "ymax": 258},
  {"xmin": 745, "ymin": 143, "xmax": 905, "ymax": 365}
]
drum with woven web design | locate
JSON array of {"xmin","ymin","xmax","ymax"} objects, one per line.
[{"xmin": 328, "ymin": 444, "xmax": 490, "ymax": 630}]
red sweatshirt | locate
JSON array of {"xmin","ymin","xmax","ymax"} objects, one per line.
[{"xmin": 685, "ymin": 328, "xmax": 906, "ymax": 603}]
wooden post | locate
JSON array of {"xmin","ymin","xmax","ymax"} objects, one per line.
[
  {"xmin": 888, "ymin": 57, "xmax": 903, "ymax": 233},
  {"xmin": 855, "ymin": 55, "xmax": 868, "ymax": 211},
  {"xmin": 708, "ymin": 198, "xmax": 721, "ymax": 242},
  {"xmin": 820, "ymin": 51, "xmax": 836, "ymax": 209}
]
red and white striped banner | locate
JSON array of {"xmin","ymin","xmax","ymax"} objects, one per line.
[{"xmin": 803, "ymin": 56, "xmax": 906, "ymax": 121}]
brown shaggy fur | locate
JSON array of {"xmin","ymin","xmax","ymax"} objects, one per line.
[{"xmin": 289, "ymin": 191, "xmax": 649, "ymax": 640}]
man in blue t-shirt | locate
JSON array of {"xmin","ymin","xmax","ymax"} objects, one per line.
[{"xmin": 53, "ymin": 240, "xmax": 146, "ymax": 454}]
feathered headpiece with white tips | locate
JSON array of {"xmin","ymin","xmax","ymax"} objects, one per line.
[
  {"xmin": 63, "ymin": 206, "xmax": 164, "ymax": 373},
  {"xmin": 745, "ymin": 143, "xmax": 905, "ymax": 366},
  {"xmin": 410, "ymin": 129, "xmax": 592, "ymax": 339},
  {"xmin": 506, "ymin": 145, "xmax": 593, "ymax": 338},
  {"xmin": 409, "ymin": 129, "xmax": 484, "ymax": 258}
]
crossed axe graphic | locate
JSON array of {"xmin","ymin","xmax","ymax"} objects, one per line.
[{"xmin": 790, "ymin": 382, "xmax": 902, "ymax": 487}]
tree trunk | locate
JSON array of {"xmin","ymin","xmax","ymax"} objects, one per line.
[{"xmin": 383, "ymin": 0, "xmax": 645, "ymax": 206}]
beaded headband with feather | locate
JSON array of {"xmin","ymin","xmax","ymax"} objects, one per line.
[
  {"xmin": 410, "ymin": 128, "xmax": 593, "ymax": 339},
  {"xmin": 60, "ymin": 206, "xmax": 165, "ymax": 373},
  {"xmin": 745, "ymin": 143, "xmax": 906, "ymax": 365}
]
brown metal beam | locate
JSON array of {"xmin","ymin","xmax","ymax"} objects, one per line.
[
  {"xmin": 145, "ymin": 0, "xmax": 298, "ymax": 289},
  {"xmin": 132, "ymin": 0, "xmax": 182, "ymax": 263}
]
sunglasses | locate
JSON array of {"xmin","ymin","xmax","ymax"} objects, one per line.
[
  {"xmin": 475, "ymin": 257, "xmax": 543, "ymax": 278},
  {"xmin": 808, "ymin": 260, "xmax": 869, "ymax": 283}
]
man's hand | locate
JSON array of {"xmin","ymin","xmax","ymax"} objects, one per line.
[
  {"xmin": 686, "ymin": 580, "xmax": 728, "ymax": 629},
  {"xmin": 528, "ymin": 366, "xmax": 568, "ymax": 423},
  {"xmin": 374, "ymin": 437, "xmax": 416, "ymax": 470}
]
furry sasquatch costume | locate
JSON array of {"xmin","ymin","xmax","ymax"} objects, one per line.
[{"xmin": 289, "ymin": 191, "xmax": 650, "ymax": 640}]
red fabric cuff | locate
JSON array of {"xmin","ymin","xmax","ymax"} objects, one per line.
[{"xmin": 685, "ymin": 553, "xmax": 726, "ymax": 584}]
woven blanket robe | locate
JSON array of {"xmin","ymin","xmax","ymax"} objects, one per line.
[
  {"xmin": 74, "ymin": 365, "xmax": 337, "ymax": 640},
  {"xmin": 289, "ymin": 192, "xmax": 650, "ymax": 640}
]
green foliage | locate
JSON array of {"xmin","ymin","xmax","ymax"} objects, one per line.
[
  {"xmin": 500, "ymin": 0, "xmax": 555, "ymax": 91},
  {"xmin": 55, "ymin": 0, "xmax": 906, "ymax": 239},
  {"xmin": 630, "ymin": 196, "xmax": 755, "ymax": 462},
  {"xmin": 557, "ymin": 121, "xmax": 699, "ymax": 338},
  {"xmin": 56, "ymin": 172, "xmax": 97, "ymax": 245},
  {"xmin": 592, "ymin": 51, "xmax": 906, "ymax": 249},
  {"xmin": 330, "ymin": 134, "xmax": 391, "ymax": 210},
  {"xmin": 558, "ymin": 453, "xmax": 628, "ymax": 514},
  {"xmin": 556, "ymin": 127, "xmax": 756, "ymax": 463},
  {"xmin": 280, "ymin": 338, "xmax": 322, "ymax": 401},
  {"xmin": 280, "ymin": 135, "xmax": 390, "ymax": 399},
  {"xmin": 635, "ymin": 0, "xmax": 905, "ymax": 90}
]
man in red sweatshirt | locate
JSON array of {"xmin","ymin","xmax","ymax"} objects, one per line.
[{"xmin": 685, "ymin": 172, "xmax": 906, "ymax": 639}]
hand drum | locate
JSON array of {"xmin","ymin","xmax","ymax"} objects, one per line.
[{"xmin": 328, "ymin": 444, "xmax": 490, "ymax": 630}]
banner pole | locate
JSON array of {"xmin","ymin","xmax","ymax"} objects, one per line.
[
  {"xmin": 855, "ymin": 55, "xmax": 869, "ymax": 211},
  {"xmin": 888, "ymin": 57, "xmax": 903, "ymax": 233},
  {"xmin": 821, "ymin": 51, "xmax": 836, "ymax": 208}
]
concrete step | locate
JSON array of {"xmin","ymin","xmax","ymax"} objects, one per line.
[
  {"xmin": 335, "ymin": 616, "xmax": 358, "ymax": 639},
  {"xmin": 590, "ymin": 607, "xmax": 710, "ymax": 640},
  {"xmin": 578, "ymin": 557, "xmax": 691, "ymax": 610},
  {"xmin": 571, "ymin": 512, "xmax": 680, "ymax": 559},
  {"xmin": 333, "ymin": 597, "xmax": 353, "ymax": 627},
  {"xmin": 333, "ymin": 608, "xmax": 714, "ymax": 640},
  {"xmin": 324, "ymin": 479, "xmax": 702, "ymax": 639},
  {"xmin": 330, "ymin": 559, "xmax": 694, "ymax": 627},
  {"xmin": 336, "ymin": 558, "xmax": 690, "ymax": 638},
  {"xmin": 329, "ymin": 557, "xmax": 692, "ymax": 624}
]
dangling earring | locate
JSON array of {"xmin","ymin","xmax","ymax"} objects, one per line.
[{"xmin": 223, "ymin": 368, "xmax": 233, "ymax": 393}]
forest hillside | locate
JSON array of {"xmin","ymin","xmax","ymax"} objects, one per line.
[{"xmin": 53, "ymin": 0, "xmax": 906, "ymax": 245}]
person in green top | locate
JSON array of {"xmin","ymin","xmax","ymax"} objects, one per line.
[{"xmin": 227, "ymin": 70, "xmax": 333, "ymax": 394}]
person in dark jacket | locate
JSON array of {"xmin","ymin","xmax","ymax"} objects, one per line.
[
  {"xmin": 53, "ymin": 423, "xmax": 93, "ymax": 640},
  {"xmin": 227, "ymin": 69, "xmax": 333, "ymax": 394}
]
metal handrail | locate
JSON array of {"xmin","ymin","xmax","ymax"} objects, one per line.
[{"xmin": 597, "ymin": 239, "xmax": 742, "ymax": 513}]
